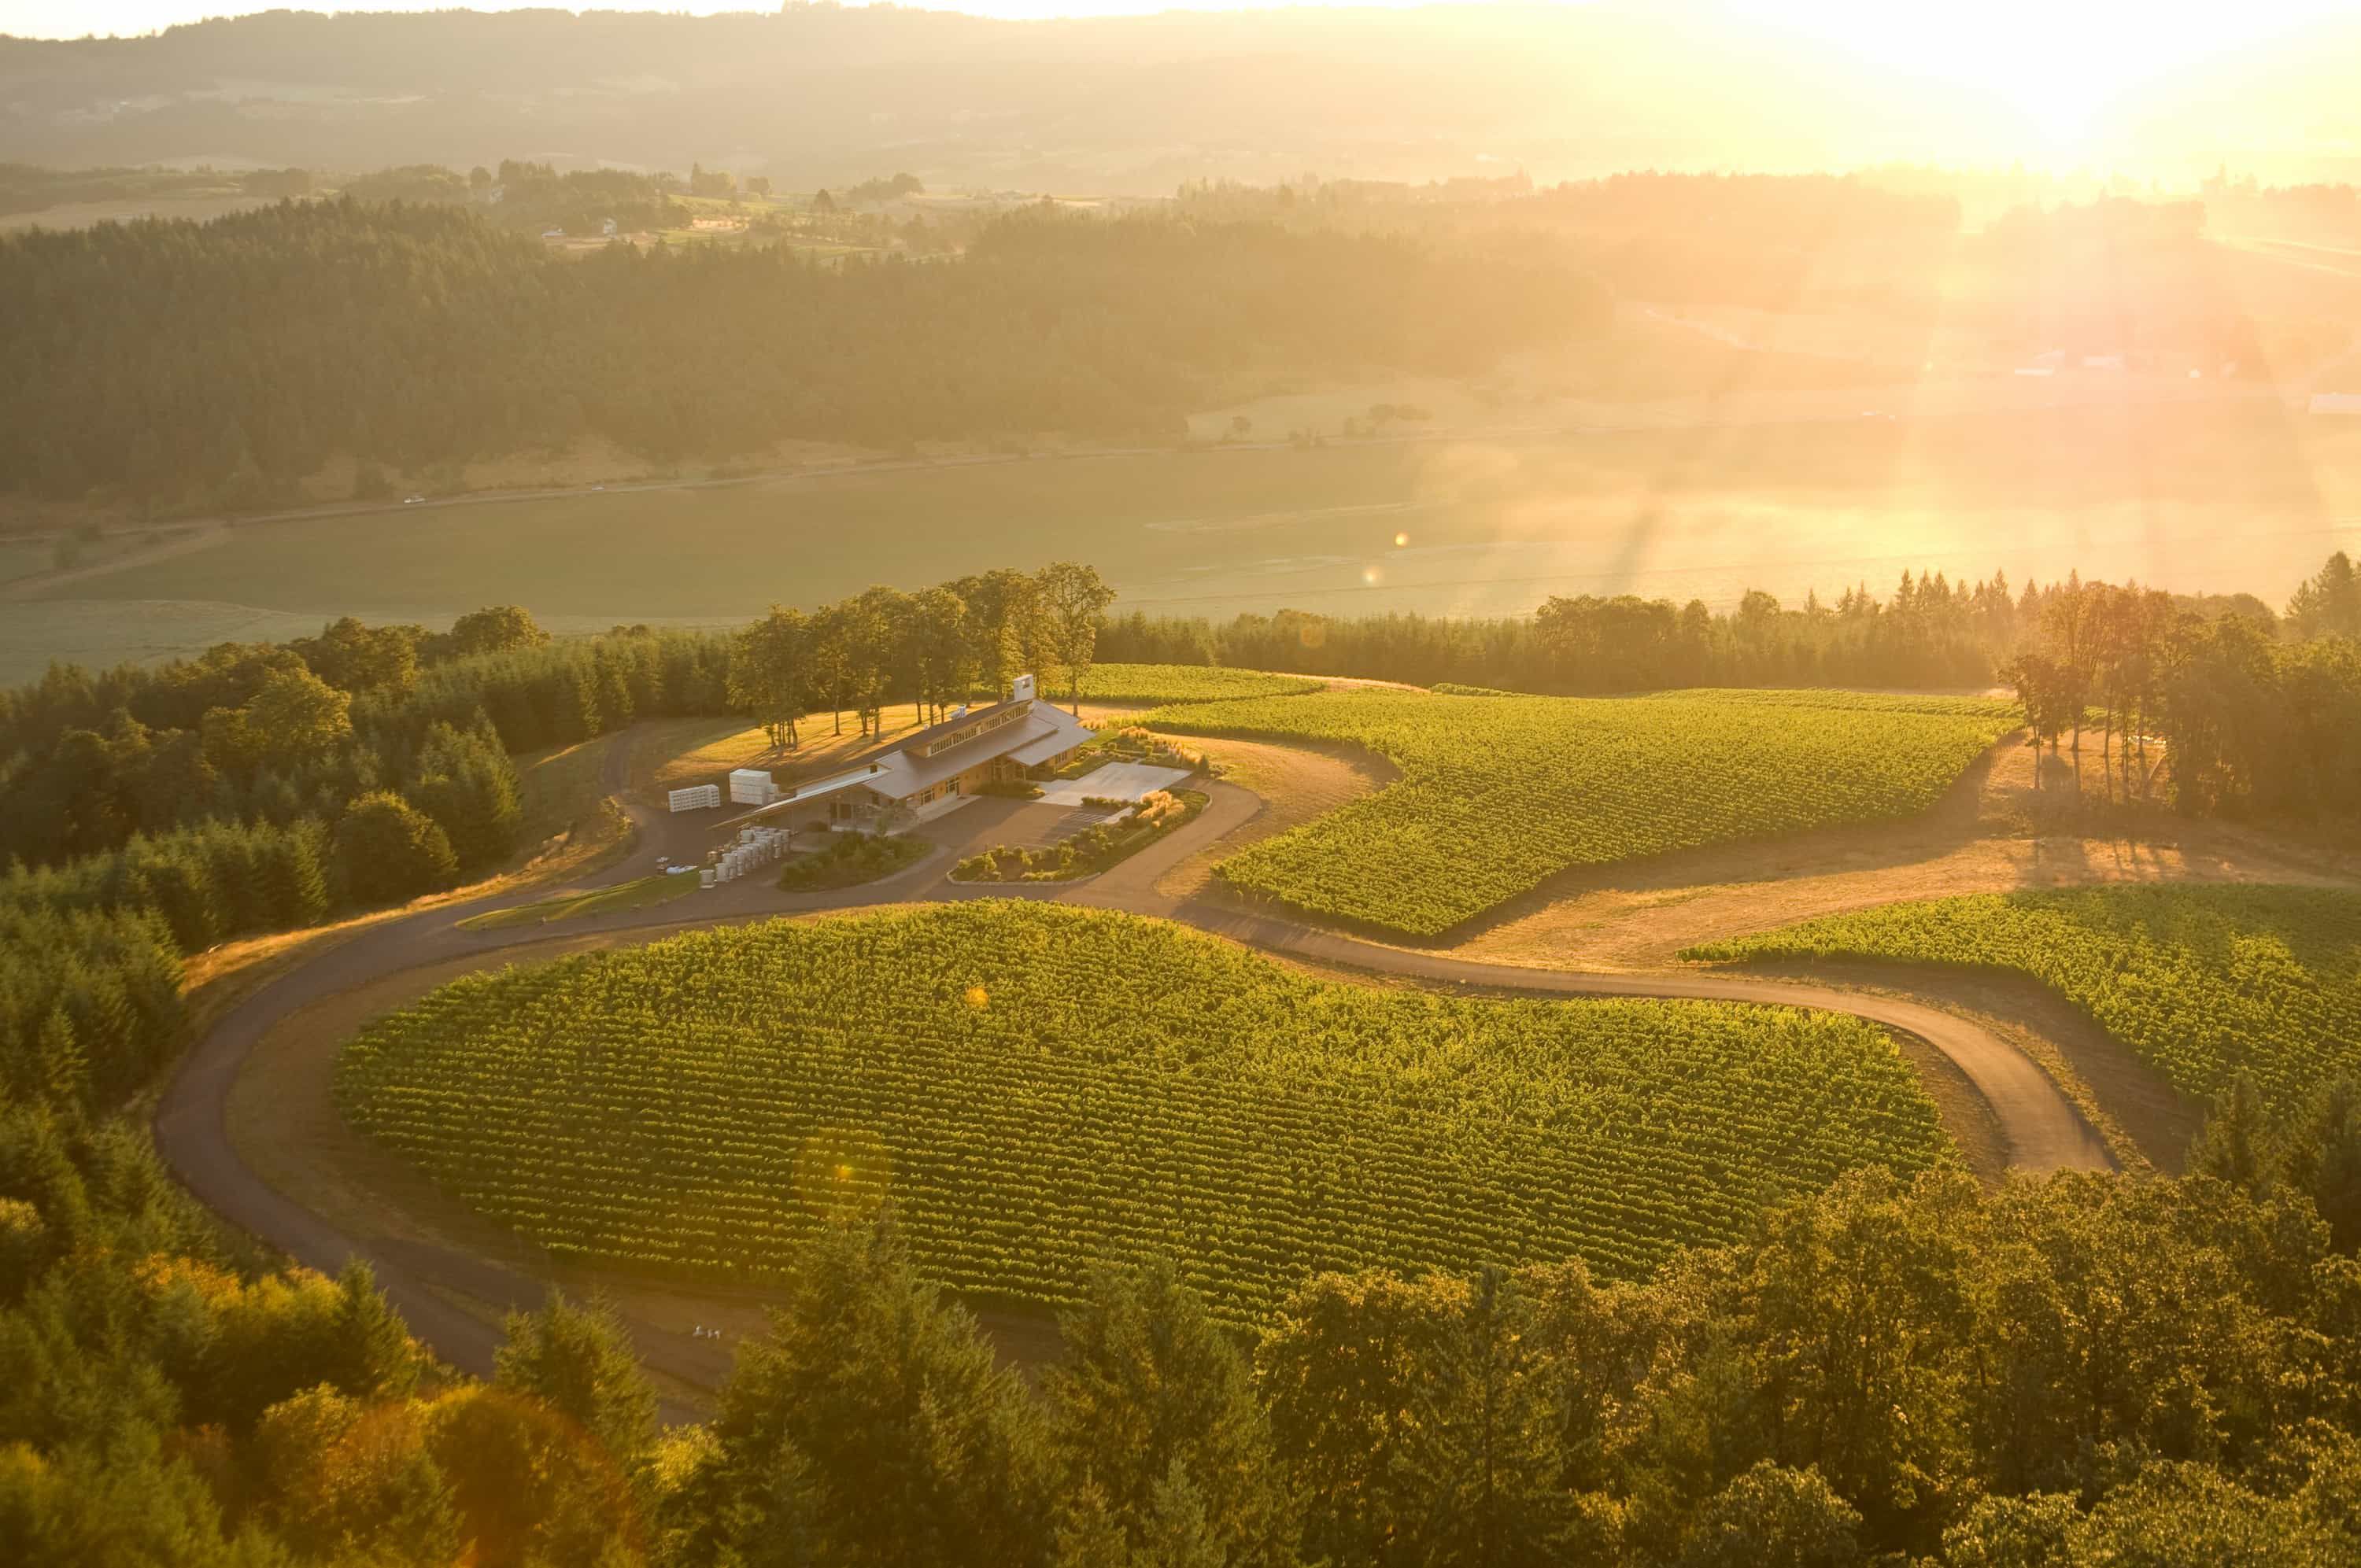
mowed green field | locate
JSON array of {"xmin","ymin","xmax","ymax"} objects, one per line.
[
  {"xmin": 1144, "ymin": 687, "xmax": 2017, "ymax": 936},
  {"xmin": 1687, "ymin": 886, "xmax": 2361, "ymax": 1116},
  {"xmin": 336, "ymin": 902, "xmax": 1948, "ymax": 1316},
  {"xmin": 27, "ymin": 397, "xmax": 2361, "ymax": 679}
]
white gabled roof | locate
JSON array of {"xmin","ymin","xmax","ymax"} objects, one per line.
[{"xmin": 719, "ymin": 698, "xmax": 1091, "ymax": 826}]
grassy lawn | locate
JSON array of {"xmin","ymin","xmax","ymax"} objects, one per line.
[
  {"xmin": 456, "ymin": 872, "xmax": 702, "ymax": 932},
  {"xmin": 638, "ymin": 704, "xmax": 944, "ymax": 799},
  {"xmin": 514, "ymin": 732, "xmax": 622, "ymax": 846}
]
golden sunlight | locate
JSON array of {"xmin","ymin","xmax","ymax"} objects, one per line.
[{"xmin": 1737, "ymin": 0, "xmax": 2348, "ymax": 159}]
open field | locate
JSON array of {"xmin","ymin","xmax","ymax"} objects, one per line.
[
  {"xmin": 0, "ymin": 190, "xmax": 279, "ymax": 233},
  {"xmin": 1688, "ymin": 885, "xmax": 2361, "ymax": 1117},
  {"xmin": 1144, "ymin": 686, "xmax": 2017, "ymax": 936},
  {"xmin": 16, "ymin": 397, "xmax": 2360, "ymax": 685},
  {"xmin": 334, "ymin": 902, "xmax": 1948, "ymax": 1318}
]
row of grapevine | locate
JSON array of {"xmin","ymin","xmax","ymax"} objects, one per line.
[
  {"xmin": 1076, "ymin": 664, "xmax": 1323, "ymax": 705},
  {"xmin": 1687, "ymin": 884, "xmax": 2361, "ymax": 1115},
  {"xmin": 338, "ymin": 902, "xmax": 1947, "ymax": 1319},
  {"xmin": 1141, "ymin": 686, "xmax": 2016, "ymax": 936}
]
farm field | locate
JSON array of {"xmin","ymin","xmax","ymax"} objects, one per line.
[
  {"xmin": 1144, "ymin": 686, "xmax": 2018, "ymax": 936},
  {"xmin": 334, "ymin": 902, "xmax": 1948, "ymax": 1318},
  {"xmin": 1687, "ymin": 885, "xmax": 2361, "ymax": 1116},
  {"xmin": 26, "ymin": 397, "xmax": 2361, "ymax": 674}
]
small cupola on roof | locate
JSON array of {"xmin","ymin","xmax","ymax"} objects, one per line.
[{"xmin": 1011, "ymin": 673, "xmax": 1037, "ymax": 702}]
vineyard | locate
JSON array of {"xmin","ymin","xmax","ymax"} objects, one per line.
[
  {"xmin": 1141, "ymin": 687, "xmax": 2016, "ymax": 936},
  {"xmin": 337, "ymin": 902, "xmax": 1946, "ymax": 1318},
  {"xmin": 1687, "ymin": 885, "xmax": 2361, "ymax": 1115},
  {"xmin": 1077, "ymin": 663, "xmax": 1322, "ymax": 705}
]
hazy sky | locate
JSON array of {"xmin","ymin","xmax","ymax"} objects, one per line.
[
  {"xmin": 4, "ymin": 0, "xmax": 2351, "ymax": 36},
  {"xmin": 3, "ymin": 0, "xmax": 2351, "ymax": 154}
]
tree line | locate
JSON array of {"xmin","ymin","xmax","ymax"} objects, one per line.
[
  {"xmin": 1096, "ymin": 564, "xmax": 2295, "ymax": 696},
  {"xmin": 2003, "ymin": 552, "xmax": 2361, "ymax": 817},
  {"xmin": 0, "ymin": 198, "xmax": 1608, "ymax": 509},
  {"xmin": 9, "ymin": 1120, "xmax": 2361, "ymax": 1562}
]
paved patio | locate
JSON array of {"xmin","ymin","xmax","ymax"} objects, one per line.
[{"xmin": 1037, "ymin": 762, "xmax": 1192, "ymax": 807}]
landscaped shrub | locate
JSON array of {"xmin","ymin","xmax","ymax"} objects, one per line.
[{"xmin": 777, "ymin": 832, "xmax": 929, "ymax": 893}]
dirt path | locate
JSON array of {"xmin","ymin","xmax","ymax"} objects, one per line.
[
  {"xmin": 1448, "ymin": 733, "xmax": 2358, "ymax": 971},
  {"xmin": 153, "ymin": 725, "xmax": 2114, "ymax": 1411}
]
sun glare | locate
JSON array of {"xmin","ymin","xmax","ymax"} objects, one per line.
[{"xmin": 1735, "ymin": 0, "xmax": 2345, "ymax": 161}]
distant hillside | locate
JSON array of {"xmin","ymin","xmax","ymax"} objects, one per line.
[
  {"xmin": 6, "ymin": 4, "xmax": 2357, "ymax": 193},
  {"xmin": 0, "ymin": 198, "xmax": 1609, "ymax": 507}
]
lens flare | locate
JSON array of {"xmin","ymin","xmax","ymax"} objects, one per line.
[{"xmin": 791, "ymin": 1128, "xmax": 892, "ymax": 1217}]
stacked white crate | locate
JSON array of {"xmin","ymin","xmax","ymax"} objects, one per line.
[
  {"xmin": 728, "ymin": 769, "xmax": 780, "ymax": 806},
  {"xmin": 667, "ymin": 784, "xmax": 722, "ymax": 813}
]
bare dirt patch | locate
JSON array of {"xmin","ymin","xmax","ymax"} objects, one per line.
[
  {"xmin": 1155, "ymin": 733, "xmax": 1398, "ymax": 900},
  {"xmin": 1447, "ymin": 733, "xmax": 2359, "ymax": 973}
]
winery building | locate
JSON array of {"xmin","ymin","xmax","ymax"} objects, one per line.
[{"xmin": 735, "ymin": 674, "xmax": 1090, "ymax": 832}]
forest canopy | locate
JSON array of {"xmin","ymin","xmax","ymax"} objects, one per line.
[{"xmin": 0, "ymin": 197, "xmax": 1607, "ymax": 507}]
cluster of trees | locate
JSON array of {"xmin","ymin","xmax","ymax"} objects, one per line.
[
  {"xmin": 730, "ymin": 562, "xmax": 1114, "ymax": 747},
  {"xmin": 0, "ymin": 605, "xmax": 748, "ymax": 1117},
  {"xmin": 0, "ymin": 198, "xmax": 1605, "ymax": 507},
  {"xmin": 0, "ymin": 1082, "xmax": 675, "ymax": 1562},
  {"xmin": 13, "ymin": 1147, "xmax": 2361, "ymax": 1562},
  {"xmin": 342, "ymin": 157, "xmax": 685, "ymax": 236},
  {"xmin": 2004, "ymin": 553, "xmax": 2361, "ymax": 816}
]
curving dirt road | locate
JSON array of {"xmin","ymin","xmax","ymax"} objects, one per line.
[{"xmin": 153, "ymin": 735, "xmax": 2111, "ymax": 1408}]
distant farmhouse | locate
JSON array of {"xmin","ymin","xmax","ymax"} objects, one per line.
[{"xmin": 731, "ymin": 674, "xmax": 1089, "ymax": 833}]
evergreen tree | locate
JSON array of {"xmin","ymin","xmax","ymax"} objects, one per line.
[
  {"xmin": 709, "ymin": 1210, "xmax": 1052, "ymax": 1566},
  {"xmin": 494, "ymin": 1290, "xmax": 659, "ymax": 1478},
  {"xmin": 331, "ymin": 791, "xmax": 459, "ymax": 905},
  {"xmin": 1047, "ymin": 1256, "xmax": 1299, "ymax": 1565},
  {"xmin": 2278, "ymin": 1075, "xmax": 2361, "ymax": 1254},
  {"xmin": 2189, "ymin": 1072, "xmax": 2274, "ymax": 1194},
  {"xmin": 405, "ymin": 720, "xmax": 522, "ymax": 872}
]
